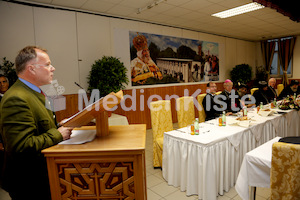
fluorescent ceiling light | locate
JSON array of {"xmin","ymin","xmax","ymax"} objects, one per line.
[{"xmin": 212, "ymin": 2, "xmax": 265, "ymax": 18}]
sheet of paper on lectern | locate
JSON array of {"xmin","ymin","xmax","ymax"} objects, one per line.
[{"xmin": 59, "ymin": 129, "xmax": 96, "ymax": 144}]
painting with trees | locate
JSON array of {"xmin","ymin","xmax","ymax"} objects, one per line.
[{"xmin": 129, "ymin": 31, "xmax": 219, "ymax": 86}]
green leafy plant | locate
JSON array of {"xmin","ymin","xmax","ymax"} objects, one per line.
[
  {"xmin": 255, "ymin": 65, "xmax": 268, "ymax": 84},
  {"xmin": 230, "ymin": 64, "xmax": 252, "ymax": 87},
  {"xmin": 0, "ymin": 57, "xmax": 18, "ymax": 85},
  {"xmin": 88, "ymin": 56, "xmax": 129, "ymax": 97}
]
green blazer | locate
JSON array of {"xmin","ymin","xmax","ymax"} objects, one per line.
[{"xmin": 0, "ymin": 79, "xmax": 63, "ymax": 197}]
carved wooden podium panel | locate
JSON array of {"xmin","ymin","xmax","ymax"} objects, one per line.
[{"xmin": 42, "ymin": 125, "xmax": 147, "ymax": 200}]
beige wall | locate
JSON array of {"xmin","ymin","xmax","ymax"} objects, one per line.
[{"xmin": 2, "ymin": 1, "xmax": 294, "ymax": 95}]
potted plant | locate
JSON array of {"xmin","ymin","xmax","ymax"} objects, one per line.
[
  {"xmin": 230, "ymin": 64, "xmax": 252, "ymax": 87},
  {"xmin": 88, "ymin": 56, "xmax": 129, "ymax": 97},
  {"xmin": 254, "ymin": 65, "xmax": 268, "ymax": 85},
  {"xmin": 0, "ymin": 57, "xmax": 18, "ymax": 85}
]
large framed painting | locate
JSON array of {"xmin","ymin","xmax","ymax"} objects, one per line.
[{"xmin": 129, "ymin": 31, "xmax": 219, "ymax": 86}]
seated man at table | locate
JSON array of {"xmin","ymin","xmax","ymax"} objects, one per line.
[
  {"xmin": 267, "ymin": 78, "xmax": 277, "ymax": 100},
  {"xmin": 252, "ymin": 81, "xmax": 270, "ymax": 106},
  {"xmin": 237, "ymin": 83, "xmax": 255, "ymax": 108},
  {"xmin": 278, "ymin": 80, "xmax": 300, "ymax": 100},
  {"xmin": 203, "ymin": 81, "xmax": 222, "ymax": 120},
  {"xmin": 220, "ymin": 79, "xmax": 240, "ymax": 113}
]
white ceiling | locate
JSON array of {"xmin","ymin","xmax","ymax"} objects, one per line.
[{"xmin": 17, "ymin": 0, "xmax": 300, "ymax": 41}]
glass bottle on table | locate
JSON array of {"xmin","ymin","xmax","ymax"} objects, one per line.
[
  {"xmin": 243, "ymin": 106, "xmax": 247, "ymax": 117},
  {"xmin": 272, "ymin": 98, "xmax": 277, "ymax": 108},
  {"xmin": 190, "ymin": 124, "xmax": 195, "ymax": 135},
  {"xmin": 222, "ymin": 111, "xmax": 226, "ymax": 126},
  {"xmin": 194, "ymin": 118, "xmax": 199, "ymax": 135},
  {"xmin": 260, "ymin": 102, "xmax": 263, "ymax": 110},
  {"xmin": 218, "ymin": 115, "xmax": 223, "ymax": 126}
]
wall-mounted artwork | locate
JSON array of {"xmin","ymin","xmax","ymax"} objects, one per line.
[{"xmin": 129, "ymin": 31, "xmax": 219, "ymax": 86}]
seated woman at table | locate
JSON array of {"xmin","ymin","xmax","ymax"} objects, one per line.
[
  {"xmin": 203, "ymin": 82, "xmax": 222, "ymax": 120},
  {"xmin": 252, "ymin": 81, "xmax": 270, "ymax": 106},
  {"xmin": 219, "ymin": 79, "xmax": 240, "ymax": 113},
  {"xmin": 278, "ymin": 80, "xmax": 300, "ymax": 100}
]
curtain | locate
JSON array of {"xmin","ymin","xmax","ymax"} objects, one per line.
[
  {"xmin": 278, "ymin": 37, "xmax": 296, "ymax": 87},
  {"xmin": 253, "ymin": 0, "xmax": 300, "ymax": 22},
  {"xmin": 261, "ymin": 40, "xmax": 276, "ymax": 81}
]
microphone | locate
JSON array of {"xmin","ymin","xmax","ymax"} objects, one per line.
[{"xmin": 74, "ymin": 82, "xmax": 84, "ymax": 89}]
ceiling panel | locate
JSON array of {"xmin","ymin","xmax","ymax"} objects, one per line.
[
  {"xmin": 51, "ymin": 0, "xmax": 87, "ymax": 8},
  {"xmin": 80, "ymin": 0, "xmax": 115, "ymax": 13},
  {"xmin": 16, "ymin": 0, "xmax": 300, "ymax": 41}
]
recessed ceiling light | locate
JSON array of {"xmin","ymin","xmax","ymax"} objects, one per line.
[{"xmin": 212, "ymin": 2, "xmax": 265, "ymax": 18}]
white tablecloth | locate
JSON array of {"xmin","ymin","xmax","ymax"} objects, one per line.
[
  {"xmin": 162, "ymin": 109, "xmax": 300, "ymax": 200},
  {"xmin": 235, "ymin": 137, "xmax": 281, "ymax": 200}
]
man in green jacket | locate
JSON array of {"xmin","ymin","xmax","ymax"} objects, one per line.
[{"xmin": 0, "ymin": 46, "xmax": 73, "ymax": 200}]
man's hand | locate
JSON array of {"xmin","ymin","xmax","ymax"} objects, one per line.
[
  {"xmin": 226, "ymin": 112, "xmax": 233, "ymax": 116},
  {"xmin": 58, "ymin": 126, "xmax": 73, "ymax": 140}
]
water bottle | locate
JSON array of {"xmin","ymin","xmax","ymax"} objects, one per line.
[
  {"xmin": 194, "ymin": 118, "xmax": 199, "ymax": 135},
  {"xmin": 222, "ymin": 111, "xmax": 226, "ymax": 126}
]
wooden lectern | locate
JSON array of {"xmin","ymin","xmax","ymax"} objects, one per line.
[
  {"xmin": 42, "ymin": 91, "xmax": 147, "ymax": 200},
  {"xmin": 62, "ymin": 90, "xmax": 124, "ymax": 137}
]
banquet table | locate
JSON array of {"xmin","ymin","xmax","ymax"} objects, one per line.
[
  {"xmin": 235, "ymin": 136, "xmax": 281, "ymax": 200},
  {"xmin": 162, "ymin": 108, "xmax": 300, "ymax": 200}
]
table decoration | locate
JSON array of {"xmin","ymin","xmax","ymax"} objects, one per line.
[{"xmin": 278, "ymin": 95, "xmax": 300, "ymax": 110}]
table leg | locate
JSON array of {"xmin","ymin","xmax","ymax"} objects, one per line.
[{"xmin": 250, "ymin": 186, "xmax": 256, "ymax": 200}]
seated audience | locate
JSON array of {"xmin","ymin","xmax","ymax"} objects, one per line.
[
  {"xmin": 253, "ymin": 81, "xmax": 270, "ymax": 106},
  {"xmin": 220, "ymin": 79, "xmax": 240, "ymax": 113},
  {"xmin": 0, "ymin": 74, "xmax": 9, "ymax": 101},
  {"xmin": 267, "ymin": 78, "xmax": 277, "ymax": 100},
  {"xmin": 203, "ymin": 82, "xmax": 222, "ymax": 121},
  {"xmin": 278, "ymin": 80, "xmax": 300, "ymax": 99}
]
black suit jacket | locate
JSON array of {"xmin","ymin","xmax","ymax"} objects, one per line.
[{"xmin": 203, "ymin": 93, "xmax": 222, "ymax": 121}]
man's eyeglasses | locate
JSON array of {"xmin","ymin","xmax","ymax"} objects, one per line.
[{"xmin": 33, "ymin": 63, "xmax": 54, "ymax": 69}]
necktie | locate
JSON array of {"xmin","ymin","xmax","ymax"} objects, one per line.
[{"xmin": 41, "ymin": 90, "xmax": 46, "ymax": 97}]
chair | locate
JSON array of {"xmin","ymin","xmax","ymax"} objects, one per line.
[
  {"xmin": 150, "ymin": 100, "xmax": 173, "ymax": 167},
  {"xmin": 176, "ymin": 96, "xmax": 195, "ymax": 128},
  {"xmin": 197, "ymin": 94, "xmax": 207, "ymax": 123},
  {"xmin": 251, "ymin": 88, "xmax": 259, "ymax": 95},
  {"xmin": 270, "ymin": 142, "xmax": 300, "ymax": 200},
  {"xmin": 277, "ymin": 84, "xmax": 284, "ymax": 96}
]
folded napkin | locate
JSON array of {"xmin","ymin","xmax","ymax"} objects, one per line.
[
  {"xmin": 258, "ymin": 109, "xmax": 276, "ymax": 117},
  {"xmin": 227, "ymin": 117, "xmax": 251, "ymax": 128}
]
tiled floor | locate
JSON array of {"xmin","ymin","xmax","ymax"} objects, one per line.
[{"xmin": 0, "ymin": 123, "xmax": 271, "ymax": 200}]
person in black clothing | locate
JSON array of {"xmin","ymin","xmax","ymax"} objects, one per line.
[
  {"xmin": 278, "ymin": 80, "xmax": 300, "ymax": 100},
  {"xmin": 203, "ymin": 82, "xmax": 222, "ymax": 121},
  {"xmin": 253, "ymin": 81, "xmax": 270, "ymax": 106},
  {"xmin": 237, "ymin": 83, "xmax": 255, "ymax": 108},
  {"xmin": 267, "ymin": 78, "xmax": 277, "ymax": 101},
  {"xmin": 220, "ymin": 79, "xmax": 240, "ymax": 113}
]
